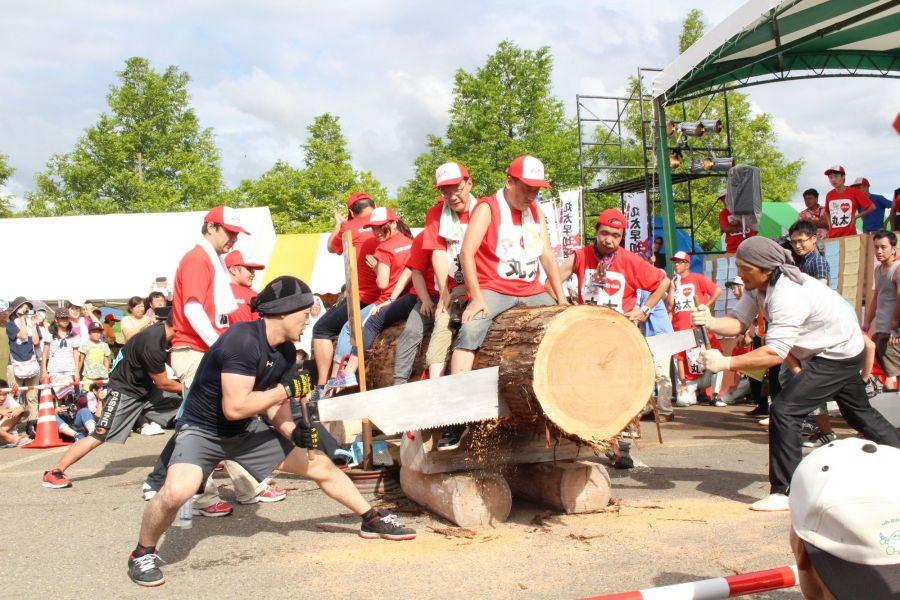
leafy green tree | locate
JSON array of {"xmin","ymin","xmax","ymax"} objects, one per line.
[
  {"xmin": 26, "ymin": 57, "xmax": 222, "ymax": 216},
  {"xmin": 587, "ymin": 9, "xmax": 802, "ymax": 249},
  {"xmin": 228, "ymin": 113, "xmax": 390, "ymax": 233},
  {"xmin": 0, "ymin": 152, "xmax": 14, "ymax": 217},
  {"xmin": 398, "ymin": 41, "xmax": 579, "ymax": 225}
]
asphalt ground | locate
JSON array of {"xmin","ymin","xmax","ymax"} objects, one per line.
[{"xmin": 1, "ymin": 403, "xmax": 846, "ymax": 599}]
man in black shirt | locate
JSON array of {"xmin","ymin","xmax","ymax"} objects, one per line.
[
  {"xmin": 42, "ymin": 308, "xmax": 182, "ymax": 489},
  {"xmin": 127, "ymin": 277, "xmax": 415, "ymax": 588}
]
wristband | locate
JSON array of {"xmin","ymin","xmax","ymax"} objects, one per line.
[{"xmin": 283, "ymin": 384, "xmax": 292, "ymax": 400}]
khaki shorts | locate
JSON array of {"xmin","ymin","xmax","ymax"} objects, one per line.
[
  {"xmin": 425, "ymin": 285, "xmax": 468, "ymax": 366},
  {"xmin": 170, "ymin": 347, "xmax": 204, "ymax": 392},
  {"xmin": 873, "ymin": 333, "xmax": 900, "ymax": 377}
]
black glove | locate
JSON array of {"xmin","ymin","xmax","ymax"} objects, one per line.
[
  {"xmin": 281, "ymin": 366, "xmax": 312, "ymax": 399},
  {"xmin": 291, "ymin": 420, "xmax": 319, "ymax": 450}
]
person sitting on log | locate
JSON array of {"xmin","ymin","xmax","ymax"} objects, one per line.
[
  {"xmin": 329, "ymin": 207, "xmax": 414, "ymax": 389},
  {"xmin": 393, "ymin": 229, "xmax": 441, "ymax": 385},
  {"xmin": 420, "ymin": 162, "xmax": 478, "ymax": 380},
  {"xmin": 311, "ymin": 192, "xmax": 379, "ymax": 396},
  {"xmin": 449, "ymin": 155, "xmax": 568, "ymax": 376},
  {"xmin": 556, "ymin": 208, "xmax": 671, "ymax": 468}
]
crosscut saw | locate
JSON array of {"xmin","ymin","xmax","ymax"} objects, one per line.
[{"xmin": 312, "ymin": 328, "xmax": 703, "ymax": 434}]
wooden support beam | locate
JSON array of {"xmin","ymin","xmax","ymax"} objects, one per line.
[
  {"xmin": 507, "ymin": 460, "xmax": 611, "ymax": 514},
  {"xmin": 399, "ymin": 467, "xmax": 512, "ymax": 527}
]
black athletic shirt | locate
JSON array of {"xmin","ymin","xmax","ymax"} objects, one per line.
[
  {"xmin": 181, "ymin": 320, "xmax": 295, "ymax": 436},
  {"xmin": 109, "ymin": 321, "xmax": 169, "ymax": 400}
]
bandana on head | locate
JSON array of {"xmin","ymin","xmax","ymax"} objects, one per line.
[
  {"xmin": 251, "ymin": 276, "xmax": 314, "ymax": 316},
  {"xmin": 735, "ymin": 237, "xmax": 805, "ymax": 285}
]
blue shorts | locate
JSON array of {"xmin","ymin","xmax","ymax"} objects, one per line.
[{"xmin": 454, "ymin": 290, "xmax": 555, "ymax": 351}]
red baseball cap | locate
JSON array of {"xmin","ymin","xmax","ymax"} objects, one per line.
[
  {"xmin": 224, "ymin": 250, "xmax": 265, "ymax": 270},
  {"xmin": 507, "ymin": 155, "xmax": 551, "ymax": 188},
  {"xmin": 596, "ymin": 208, "xmax": 627, "ymax": 230},
  {"xmin": 433, "ymin": 162, "xmax": 470, "ymax": 189},
  {"xmin": 104, "ymin": 314, "xmax": 119, "ymax": 323},
  {"xmin": 204, "ymin": 205, "xmax": 250, "ymax": 235},
  {"xmin": 346, "ymin": 192, "xmax": 372, "ymax": 209},
  {"xmin": 823, "ymin": 165, "xmax": 845, "ymax": 176},
  {"xmin": 851, "ymin": 177, "xmax": 870, "ymax": 188},
  {"xmin": 368, "ymin": 206, "xmax": 399, "ymax": 227},
  {"xmin": 670, "ymin": 250, "xmax": 691, "ymax": 262}
]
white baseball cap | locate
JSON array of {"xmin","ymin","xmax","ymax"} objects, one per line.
[
  {"xmin": 432, "ymin": 162, "xmax": 470, "ymax": 189},
  {"xmin": 789, "ymin": 438, "xmax": 900, "ymax": 600},
  {"xmin": 670, "ymin": 250, "xmax": 690, "ymax": 262},
  {"xmin": 725, "ymin": 276, "xmax": 744, "ymax": 287}
]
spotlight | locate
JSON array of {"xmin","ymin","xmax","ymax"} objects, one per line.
[
  {"xmin": 669, "ymin": 149, "xmax": 682, "ymax": 169},
  {"xmin": 678, "ymin": 121, "xmax": 705, "ymax": 137},
  {"xmin": 708, "ymin": 157, "xmax": 734, "ymax": 172},
  {"xmin": 689, "ymin": 159, "xmax": 706, "ymax": 174},
  {"xmin": 700, "ymin": 119, "xmax": 723, "ymax": 134},
  {"xmin": 666, "ymin": 120, "xmax": 677, "ymax": 137}
]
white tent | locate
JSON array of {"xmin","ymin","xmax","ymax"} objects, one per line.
[{"xmin": 0, "ymin": 207, "xmax": 276, "ymax": 306}]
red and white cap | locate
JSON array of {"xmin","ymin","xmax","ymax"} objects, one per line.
[
  {"xmin": 204, "ymin": 205, "xmax": 250, "ymax": 235},
  {"xmin": 224, "ymin": 250, "xmax": 265, "ymax": 270},
  {"xmin": 823, "ymin": 165, "xmax": 845, "ymax": 176},
  {"xmin": 851, "ymin": 177, "xmax": 870, "ymax": 188},
  {"xmin": 507, "ymin": 155, "xmax": 551, "ymax": 188},
  {"xmin": 596, "ymin": 208, "xmax": 627, "ymax": 230},
  {"xmin": 345, "ymin": 192, "xmax": 372, "ymax": 209},
  {"xmin": 433, "ymin": 162, "xmax": 470, "ymax": 189},
  {"xmin": 670, "ymin": 250, "xmax": 690, "ymax": 262},
  {"xmin": 368, "ymin": 206, "xmax": 399, "ymax": 227}
]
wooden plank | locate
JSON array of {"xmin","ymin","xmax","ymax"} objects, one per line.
[{"xmin": 342, "ymin": 230, "xmax": 373, "ymax": 466}]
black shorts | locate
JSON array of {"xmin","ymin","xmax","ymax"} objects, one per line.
[
  {"xmin": 90, "ymin": 389, "xmax": 151, "ymax": 444},
  {"xmin": 168, "ymin": 422, "xmax": 294, "ymax": 483},
  {"xmin": 312, "ymin": 297, "xmax": 364, "ymax": 341}
]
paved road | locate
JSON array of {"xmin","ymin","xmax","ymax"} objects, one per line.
[{"xmin": 1, "ymin": 404, "xmax": 827, "ymax": 599}]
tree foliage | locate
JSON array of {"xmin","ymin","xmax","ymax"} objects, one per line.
[
  {"xmin": 227, "ymin": 113, "xmax": 389, "ymax": 233},
  {"xmin": 0, "ymin": 153, "xmax": 14, "ymax": 217},
  {"xmin": 25, "ymin": 57, "xmax": 223, "ymax": 216},
  {"xmin": 397, "ymin": 41, "xmax": 579, "ymax": 225},
  {"xmin": 587, "ymin": 10, "xmax": 802, "ymax": 249}
]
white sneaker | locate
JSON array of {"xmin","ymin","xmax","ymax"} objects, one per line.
[
  {"xmin": 140, "ymin": 422, "xmax": 165, "ymax": 436},
  {"xmin": 758, "ymin": 417, "xmax": 770, "ymax": 426},
  {"xmin": 142, "ymin": 482, "xmax": 157, "ymax": 501},
  {"xmin": 749, "ymin": 493, "xmax": 789, "ymax": 512}
]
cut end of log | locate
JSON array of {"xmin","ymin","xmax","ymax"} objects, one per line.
[{"xmin": 530, "ymin": 306, "xmax": 654, "ymax": 443}]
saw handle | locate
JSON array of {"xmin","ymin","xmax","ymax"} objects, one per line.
[
  {"xmin": 299, "ymin": 397, "xmax": 315, "ymax": 460},
  {"xmin": 692, "ymin": 297, "xmax": 711, "ymax": 349}
]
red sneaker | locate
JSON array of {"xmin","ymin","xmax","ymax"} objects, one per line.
[
  {"xmin": 193, "ymin": 501, "xmax": 233, "ymax": 517},
  {"xmin": 240, "ymin": 486, "xmax": 287, "ymax": 504},
  {"xmin": 42, "ymin": 469, "xmax": 72, "ymax": 489},
  {"xmin": 214, "ymin": 462, "xmax": 225, "ymax": 472}
]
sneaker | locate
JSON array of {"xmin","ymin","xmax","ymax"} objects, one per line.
[
  {"xmin": 239, "ymin": 486, "xmax": 287, "ymax": 505},
  {"xmin": 140, "ymin": 422, "xmax": 165, "ymax": 436},
  {"xmin": 611, "ymin": 454, "xmax": 635, "ymax": 470},
  {"xmin": 142, "ymin": 482, "xmax": 157, "ymax": 501},
  {"xmin": 359, "ymin": 510, "xmax": 416, "ymax": 540},
  {"xmin": 746, "ymin": 406, "xmax": 769, "ymax": 417},
  {"xmin": 193, "ymin": 501, "xmax": 233, "ymax": 517},
  {"xmin": 758, "ymin": 417, "xmax": 770, "ymax": 427},
  {"xmin": 214, "ymin": 462, "xmax": 225, "ymax": 472},
  {"xmin": 800, "ymin": 417, "xmax": 818, "ymax": 436},
  {"xmin": 711, "ymin": 396, "xmax": 727, "ymax": 407},
  {"xmin": 128, "ymin": 552, "xmax": 165, "ymax": 587},
  {"xmin": 802, "ymin": 431, "xmax": 837, "ymax": 448},
  {"xmin": 749, "ymin": 493, "xmax": 790, "ymax": 512},
  {"xmin": 42, "ymin": 469, "xmax": 72, "ymax": 489}
]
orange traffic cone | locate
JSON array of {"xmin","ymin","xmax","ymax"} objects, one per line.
[{"xmin": 22, "ymin": 375, "xmax": 71, "ymax": 449}]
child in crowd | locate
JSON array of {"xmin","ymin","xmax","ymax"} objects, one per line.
[{"xmin": 77, "ymin": 322, "xmax": 111, "ymax": 383}]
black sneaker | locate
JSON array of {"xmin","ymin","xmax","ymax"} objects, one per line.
[
  {"xmin": 802, "ymin": 431, "xmax": 837, "ymax": 448},
  {"xmin": 359, "ymin": 510, "xmax": 416, "ymax": 541},
  {"xmin": 128, "ymin": 552, "xmax": 165, "ymax": 587}
]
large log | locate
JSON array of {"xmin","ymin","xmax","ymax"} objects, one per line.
[
  {"xmin": 399, "ymin": 467, "xmax": 512, "ymax": 527},
  {"xmin": 506, "ymin": 460, "xmax": 611, "ymax": 514},
  {"xmin": 364, "ymin": 305, "xmax": 654, "ymax": 445}
]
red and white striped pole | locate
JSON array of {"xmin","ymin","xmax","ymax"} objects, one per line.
[
  {"xmin": 581, "ymin": 565, "xmax": 798, "ymax": 600},
  {"xmin": 1, "ymin": 378, "xmax": 108, "ymax": 394}
]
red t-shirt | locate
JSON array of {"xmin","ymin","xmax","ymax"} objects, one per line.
[
  {"xmin": 825, "ymin": 186, "xmax": 872, "ymax": 238},
  {"xmin": 719, "ymin": 208, "xmax": 757, "ymax": 254},
  {"xmin": 373, "ymin": 233, "xmax": 413, "ymax": 303},
  {"xmin": 671, "ymin": 272, "xmax": 719, "ymax": 331},
  {"xmin": 405, "ymin": 231, "xmax": 439, "ymax": 298},
  {"xmin": 357, "ymin": 236, "xmax": 381, "ymax": 305},
  {"xmin": 330, "ymin": 214, "xmax": 374, "ymax": 255},
  {"xmin": 472, "ymin": 195, "xmax": 544, "ymax": 297},
  {"xmin": 172, "ymin": 245, "xmax": 229, "ymax": 351},
  {"xmin": 422, "ymin": 200, "xmax": 475, "ymax": 289},
  {"xmin": 570, "ymin": 245, "xmax": 665, "ymax": 313},
  {"xmin": 228, "ymin": 284, "xmax": 258, "ymax": 325}
]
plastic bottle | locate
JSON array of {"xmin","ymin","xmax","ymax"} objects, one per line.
[{"xmin": 171, "ymin": 497, "xmax": 193, "ymax": 529}]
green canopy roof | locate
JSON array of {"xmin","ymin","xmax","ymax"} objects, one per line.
[{"xmin": 652, "ymin": 0, "xmax": 900, "ymax": 102}]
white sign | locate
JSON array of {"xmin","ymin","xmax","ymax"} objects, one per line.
[
  {"xmin": 557, "ymin": 189, "xmax": 582, "ymax": 258},
  {"xmin": 624, "ymin": 192, "xmax": 648, "ymax": 255}
]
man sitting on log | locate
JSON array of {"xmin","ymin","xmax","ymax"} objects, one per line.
[
  {"xmin": 556, "ymin": 207, "xmax": 670, "ymax": 467},
  {"xmin": 450, "ymin": 155, "xmax": 568, "ymax": 378}
]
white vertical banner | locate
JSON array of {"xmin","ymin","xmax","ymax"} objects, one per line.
[
  {"xmin": 624, "ymin": 192, "xmax": 648, "ymax": 254},
  {"xmin": 557, "ymin": 189, "xmax": 582, "ymax": 258},
  {"xmin": 539, "ymin": 198, "xmax": 561, "ymax": 261}
]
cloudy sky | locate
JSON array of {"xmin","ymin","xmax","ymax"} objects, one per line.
[{"xmin": 1, "ymin": 0, "xmax": 898, "ymax": 210}]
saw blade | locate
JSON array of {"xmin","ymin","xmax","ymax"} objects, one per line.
[
  {"xmin": 645, "ymin": 328, "xmax": 699, "ymax": 361},
  {"xmin": 316, "ymin": 367, "xmax": 507, "ymax": 434}
]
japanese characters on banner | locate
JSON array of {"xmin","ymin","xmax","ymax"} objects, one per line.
[
  {"xmin": 557, "ymin": 189, "xmax": 582, "ymax": 258},
  {"xmin": 539, "ymin": 198, "xmax": 561, "ymax": 260},
  {"xmin": 624, "ymin": 192, "xmax": 648, "ymax": 254}
]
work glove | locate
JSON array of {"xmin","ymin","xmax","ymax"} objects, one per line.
[
  {"xmin": 291, "ymin": 420, "xmax": 319, "ymax": 450},
  {"xmin": 701, "ymin": 348, "xmax": 731, "ymax": 373},
  {"xmin": 281, "ymin": 366, "xmax": 312, "ymax": 400},
  {"xmin": 690, "ymin": 304, "xmax": 717, "ymax": 329}
]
